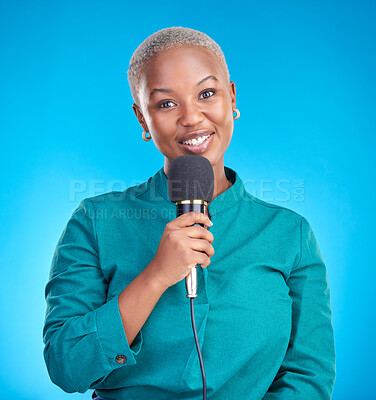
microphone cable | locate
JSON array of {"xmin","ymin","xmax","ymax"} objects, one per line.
[{"xmin": 189, "ymin": 297, "xmax": 207, "ymax": 400}]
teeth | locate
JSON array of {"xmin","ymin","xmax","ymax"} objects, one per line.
[{"xmin": 182, "ymin": 134, "xmax": 210, "ymax": 145}]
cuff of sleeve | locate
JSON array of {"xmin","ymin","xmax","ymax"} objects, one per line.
[{"xmin": 96, "ymin": 294, "xmax": 143, "ymax": 368}]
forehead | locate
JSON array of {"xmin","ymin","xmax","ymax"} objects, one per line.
[{"xmin": 140, "ymin": 46, "xmax": 226, "ymax": 90}]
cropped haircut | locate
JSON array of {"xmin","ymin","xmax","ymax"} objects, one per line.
[{"xmin": 127, "ymin": 27, "xmax": 230, "ymax": 106}]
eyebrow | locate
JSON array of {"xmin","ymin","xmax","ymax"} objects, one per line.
[{"xmin": 149, "ymin": 75, "xmax": 219, "ymax": 99}]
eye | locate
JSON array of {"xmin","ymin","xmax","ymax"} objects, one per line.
[
  {"xmin": 199, "ymin": 89, "xmax": 216, "ymax": 99},
  {"xmin": 158, "ymin": 100, "xmax": 176, "ymax": 109}
]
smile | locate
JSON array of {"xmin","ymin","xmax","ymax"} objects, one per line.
[{"xmin": 179, "ymin": 132, "xmax": 215, "ymax": 154}]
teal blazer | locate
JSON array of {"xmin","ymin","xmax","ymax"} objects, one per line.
[{"xmin": 43, "ymin": 166, "xmax": 336, "ymax": 399}]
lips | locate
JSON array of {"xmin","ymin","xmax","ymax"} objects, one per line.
[
  {"xmin": 178, "ymin": 132, "xmax": 215, "ymax": 155},
  {"xmin": 178, "ymin": 130, "xmax": 214, "ymax": 143}
]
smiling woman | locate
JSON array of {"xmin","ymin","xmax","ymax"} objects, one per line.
[{"xmin": 43, "ymin": 27, "xmax": 336, "ymax": 400}]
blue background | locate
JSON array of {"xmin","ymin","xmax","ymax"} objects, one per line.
[{"xmin": 0, "ymin": 0, "xmax": 374, "ymax": 399}]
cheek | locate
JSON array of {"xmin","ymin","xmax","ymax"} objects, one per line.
[
  {"xmin": 147, "ymin": 111, "xmax": 174, "ymax": 135},
  {"xmin": 208, "ymin": 100, "xmax": 233, "ymax": 130},
  {"xmin": 213, "ymin": 94, "xmax": 231, "ymax": 118},
  {"xmin": 147, "ymin": 113, "xmax": 177, "ymax": 147}
]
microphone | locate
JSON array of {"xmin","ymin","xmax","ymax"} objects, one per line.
[{"xmin": 167, "ymin": 155, "xmax": 214, "ymax": 298}]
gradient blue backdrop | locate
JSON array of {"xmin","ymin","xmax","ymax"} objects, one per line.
[{"xmin": 1, "ymin": 1, "xmax": 374, "ymax": 399}]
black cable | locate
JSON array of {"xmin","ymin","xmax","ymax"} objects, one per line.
[{"xmin": 190, "ymin": 297, "xmax": 207, "ymax": 400}]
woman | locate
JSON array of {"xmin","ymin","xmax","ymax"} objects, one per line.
[{"xmin": 43, "ymin": 27, "xmax": 336, "ymax": 399}]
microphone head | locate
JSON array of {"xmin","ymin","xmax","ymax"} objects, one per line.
[{"xmin": 168, "ymin": 155, "xmax": 214, "ymax": 203}]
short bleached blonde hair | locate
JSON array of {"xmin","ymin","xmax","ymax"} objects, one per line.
[{"xmin": 127, "ymin": 26, "xmax": 230, "ymax": 106}]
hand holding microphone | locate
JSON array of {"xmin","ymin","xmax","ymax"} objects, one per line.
[
  {"xmin": 150, "ymin": 211, "xmax": 214, "ymax": 290},
  {"xmin": 167, "ymin": 155, "xmax": 215, "ymax": 298},
  {"xmin": 148, "ymin": 155, "xmax": 215, "ymax": 297}
]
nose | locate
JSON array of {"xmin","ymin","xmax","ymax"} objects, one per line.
[{"xmin": 178, "ymin": 101, "xmax": 204, "ymax": 127}]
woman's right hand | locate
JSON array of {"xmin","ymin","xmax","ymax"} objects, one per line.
[{"xmin": 148, "ymin": 211, "xmax": 214, "ymax": 290}]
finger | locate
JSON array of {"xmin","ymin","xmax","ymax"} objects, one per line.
[
  {"xmin": 189, "ymin": 250, "xmax": 210, "ymax": 267},
  {"xmin": 174, "ymin": 211, "xmax": 212, "ymax": 228},
  {"xmin": 188, "ymin": 238, "xmax": 215, "ymax": 257},
  {"xmin": 185, "ymin": 226, "xmax": 214, "ymax": 243}
]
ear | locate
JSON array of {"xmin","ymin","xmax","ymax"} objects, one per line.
[
  {"xmin": 229, "ymin": 81, "xmax": 237, "ymax": 109},
  {"xmin": 132, "ymin": 103, "xmax": 150, "ymax": 132}
]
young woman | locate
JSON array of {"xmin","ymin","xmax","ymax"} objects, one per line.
[{"xmin": 43, "ymin": 27, "xmax": 336, "ymax": 399}]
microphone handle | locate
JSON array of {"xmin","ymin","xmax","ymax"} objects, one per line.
[{"xmin": 176, "ymin": 201, "xmax": 207, "ymax": 298}]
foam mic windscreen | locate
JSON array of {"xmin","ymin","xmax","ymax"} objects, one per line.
[{"xmin": 168, "ymin": 155, "xmax": 214, "ymax": 203}]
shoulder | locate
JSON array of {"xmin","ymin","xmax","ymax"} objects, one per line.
[{"xmin": 242, "ymin": 190, "xmax": 304, "ymax": 230}]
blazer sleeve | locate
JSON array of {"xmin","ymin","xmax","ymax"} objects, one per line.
[
  {"xmin": 263, "ymin": 217, "xmax": 336, "ymax": 399},
  {"xmin": 42, "ymin": 199, "xmax": 143, "ymax": 393}
]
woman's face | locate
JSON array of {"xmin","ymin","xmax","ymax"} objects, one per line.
[{"xmin": 133, "ymin": 45, "xmax": 236, "ymax": 169}]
